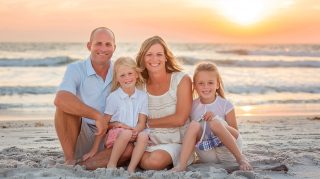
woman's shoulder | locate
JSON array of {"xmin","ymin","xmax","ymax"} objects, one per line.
[
  {"xmin": 172, "ymin": 71, "xmax": 188, "ymax": 80},
  {"xmin": 169, "ymin": 72, "xmax": 191, "ymax": 95},
  {"xmin": 171, "ymin": 72, "xmax": 190, "ymax": 86}
]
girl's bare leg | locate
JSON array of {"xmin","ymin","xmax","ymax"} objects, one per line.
[
  {"xmin": 171, "ymin": 121, "xmax": 202, "ymax": 172},
  {"xmin": 208, "ymin": 120, "xmax": 252, "ymax": 170},
  {"xmin": 107, "ymin": 129, "xmax": 132, "ymax": 168},
  {"xmin": 127, "ymin": 132, "xmax": 149, "ymax": 173}
]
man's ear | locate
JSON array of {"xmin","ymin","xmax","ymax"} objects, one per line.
[
  {"xmin": 87, "ymin": 42, "xmax": 91, "ymax": 51},
  {"xmin": 114, "ymin": 44, "xmax": 117, "ymax": 51}
]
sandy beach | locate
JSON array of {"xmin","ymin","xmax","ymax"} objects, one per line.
[{"xmin": 1, "ymin": 109, "xmax": 319, "ymax": 179}]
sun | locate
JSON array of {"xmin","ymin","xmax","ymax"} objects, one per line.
[{"xmin": 211, "ymin": 0, "xmax": 278, "ymax": 26}]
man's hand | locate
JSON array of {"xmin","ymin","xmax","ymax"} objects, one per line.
[{"xmin": 95, "ymin": 114, "xmax": 108, "ymax": 136}]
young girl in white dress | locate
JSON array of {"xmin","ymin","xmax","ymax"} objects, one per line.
[
  {"xmin": 83, "ymin": 57, "xmax": 149, "ymax": 173},
  {"xmin": 172, "ymin": 62, "xmax": 252, "ymax": 171}
]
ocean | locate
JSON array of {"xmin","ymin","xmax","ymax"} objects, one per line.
[{"xmin": 0, "ymin": 42, "xmax": 319, "ymax": 119}]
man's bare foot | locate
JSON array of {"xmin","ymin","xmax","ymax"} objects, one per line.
[
  {"xmin": 170, "ymin": 165, "xmax": 187, "ymax": 172},
  {"xmin": 82, "ymin": 151, "xmax": 97, "ymax": 162},
  {"xmin": 64, "ymin": 159, "xmax": 77, "ymax": 165}
]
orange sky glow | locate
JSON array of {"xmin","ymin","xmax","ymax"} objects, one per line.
[{"xmin": 0, "ymin": 0, "xmax": 319, "ymax": 43}]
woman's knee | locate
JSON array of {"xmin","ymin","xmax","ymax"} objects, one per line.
[{"xmin": 140, "ymin": 152, "xmax": 171, "ymax": 170}]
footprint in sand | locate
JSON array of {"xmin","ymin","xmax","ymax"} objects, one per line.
[{"xmin": 34, "ymin": 138, "xmax": 57, "ymax": 142}]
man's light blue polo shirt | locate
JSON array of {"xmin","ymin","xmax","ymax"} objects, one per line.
[{"xmin": 58, "ymin": 57, "xmax": 113, "ymax": 125}]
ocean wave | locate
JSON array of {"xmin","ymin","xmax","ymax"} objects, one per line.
[
  {"xmin": 1, "ymin": 85, "xmax": 319, "ymax": 96},
  {"xmin": 216, "ymin": 48, "xmax": 320, "ymax": 57},
  {"xmin": 236, "ymin": 99, "xmax": 320, "ymax": 106},
  {"xmin": 178, "ymin": 57, "xmax": 320, "ymax": 68},
  {"xmin": 0, "ymin": 103, "xmax": 53, "ymax": 110},
  {"xmin": 0, "ymin": 99, "xmax": 318, "ymax": 111},
  {"xmin": 226, "ymin": 85, "xmax": 320, "ymax": 94},
  {"xmin": 0, "ymin": 86, "xmax": 57, "ymax": 96},
  {"xmin": 0, "ymin": 56, "xmax": 78, "ymax": 67}
]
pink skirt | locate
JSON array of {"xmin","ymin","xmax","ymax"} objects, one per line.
[{"xmin": 105, "ymin": 128, "xmax": 125, "ymax": 148}]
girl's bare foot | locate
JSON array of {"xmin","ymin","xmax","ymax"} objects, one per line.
[
  {"xmin": 127, "ymin": 167, "xmax": 135, "ymax": 173},
  {"xmin": 238, "ymin": 155, "xmax": 252, "ymax": 171},
  {"xmin": 107, "ymin": 163, "xmax": 117, "ymax": 169},
  {"xmin": 170, "ymin": 165, "xmax": 187, "ymax": 172}
]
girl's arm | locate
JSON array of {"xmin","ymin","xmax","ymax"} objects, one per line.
[
  {"xmin": 130, "ymin": 114, "xmax": 147, "ymax": 142},
  {"xmin": 134, "ymin": 113, "xmax": 147, "ymax": 132},
  {"xmin": 109, "ymin": 121, "xmax": 133, "ymax": 130},
  {"xmin": 225, "ymin": 109, "xmax": 238, "ymax": 130},
  {"xmin": 147, "ymin": 75, "xmax": 192, "ymax": 128}
]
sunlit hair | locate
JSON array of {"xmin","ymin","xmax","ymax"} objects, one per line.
[
  {"xmin": 193, "ymin": 62, "xmax": 225, "ymax": 99},
  {"xmin": 111, "ymin": 57, "xmax": 144, "ymax": 92},
  {"xmin": 136, "ymin": 36, "xmax": 182, "ymax": 79},
  {"xmin": 89, "ymin": 27, "xmax": 115, "ymax": 43}
]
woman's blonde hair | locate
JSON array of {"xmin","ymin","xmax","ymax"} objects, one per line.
[
  {"xmin": 111, "ymin": 57, "xmax": 144, "ymax": 92},
  {"xmin": 136, "ymin": 36, "xmax": 182, "ymax": 80},
  {"xmin": 193, "ymin": 62, "xmax": 225, "ymax": 98}
]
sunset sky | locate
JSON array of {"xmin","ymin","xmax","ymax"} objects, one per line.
[{"xmin": 0, "ymin": 0, "xmax": 319, "ymax": 43}]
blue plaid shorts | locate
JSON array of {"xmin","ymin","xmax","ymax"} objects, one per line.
[{"xmin": 196, "ymin": 135, "xmax": 223, "ymax": 151}]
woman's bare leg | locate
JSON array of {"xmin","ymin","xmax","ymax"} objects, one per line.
[{"xmin": 139, "ymin": 150, "xmax": 172, "ymax": 170}]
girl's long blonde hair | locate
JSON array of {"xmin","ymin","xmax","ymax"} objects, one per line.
[
  {"xmin": 193, "ymin": 62, "xmax": 225, "ymax": 98},
  {"xmin": 111, "ymin": 57, "xmax": 144, "ymax": 92}
]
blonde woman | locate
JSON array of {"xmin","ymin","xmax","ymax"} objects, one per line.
[{"xmin": 136, "ymin": 36, "xmax": 192, "ymax": 170}]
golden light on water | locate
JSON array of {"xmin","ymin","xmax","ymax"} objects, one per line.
[
  {"xmin": 241, "ymin": 106, "xmax": 253, "ymax": 112},
  {"xmin": 238, "ymin": 105, "xmax": 254, "ymax": 116}
]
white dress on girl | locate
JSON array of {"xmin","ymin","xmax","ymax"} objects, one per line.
[{"xmin": 191, "ymin": 95, "xmax": 243, "ymax": 166}]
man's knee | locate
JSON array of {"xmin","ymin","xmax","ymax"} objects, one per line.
[{"xmin": 55, "ymin": 108, "xmax": 81, "ymax": 128}]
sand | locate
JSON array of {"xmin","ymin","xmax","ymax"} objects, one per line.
[{"xmin": 0, "ymin": 115, "xmax": 320, "ymax": 179}]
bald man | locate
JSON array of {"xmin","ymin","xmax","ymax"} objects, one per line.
[{"xmin": 54, "ymin": 27, "xmax": 132, "ymax": 169}]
